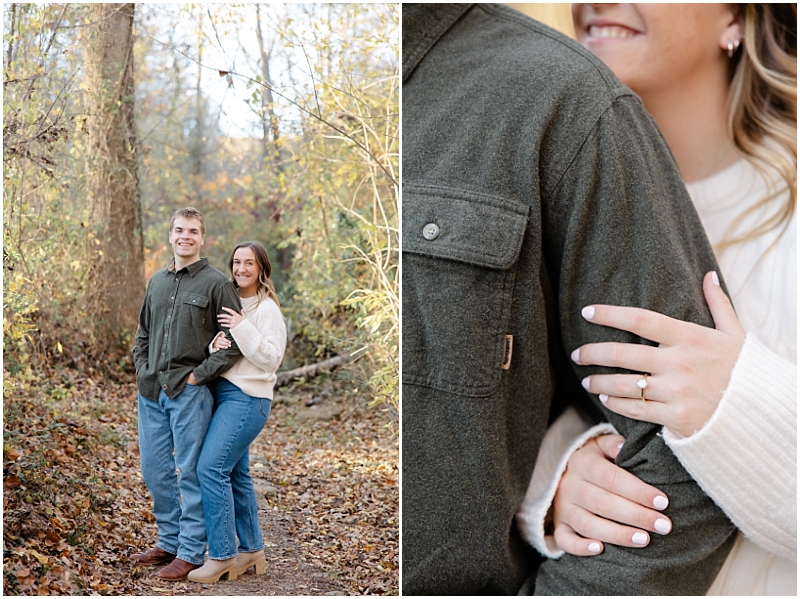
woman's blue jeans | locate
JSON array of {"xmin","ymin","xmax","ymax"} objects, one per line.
[{"xmin": 197, "ymin": 378, "xmax": 272, "ymax": 560}]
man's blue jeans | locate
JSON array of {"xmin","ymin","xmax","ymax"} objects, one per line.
[
  {"xmin": 198, "ymin": 378, "xmax": 271, "ymax": 560},
  {"xmin": 137, "ymin": 383, "xmax": 213, "ymax": 565}
]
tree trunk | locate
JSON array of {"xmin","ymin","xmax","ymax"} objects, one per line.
[
  {"xmin": 255, "ymin": 5, "xmax": 282, "ymax": 170},
  {"xmin": 4, "ymin": 4, "xmax": 16, "ymax": 79},
  {"xmin": 81, "ymin": 3, "xmax": 145, "ymax": 351},
  {"xmin": 190, "ymin": 22, "xmax": 205, "ymax": 202}
]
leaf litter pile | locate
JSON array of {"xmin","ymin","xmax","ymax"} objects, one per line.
[{"xmin": 3, "ymin": 367, "xmax": 398, "ymax": 595}]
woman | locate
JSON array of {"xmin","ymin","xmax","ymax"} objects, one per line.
[
  {"xmin": 518, "ymin": 4, "xmax": 796, "ymax": 595},
  {"xmin": 187, "ymin": 241, "xmax": 287, "ymax": 583}
]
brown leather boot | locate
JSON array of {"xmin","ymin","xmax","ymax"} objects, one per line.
[
  {"xmin": 155, "ymin": 558, "xmax": 200, "ymax": 581},
  {"xmin": 129, "ymin": 547, "xmax": 176, "ymax": 565}
]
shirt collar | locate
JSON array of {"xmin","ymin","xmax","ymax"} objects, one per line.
[
  {"xmin": 167, "ymin": 256, "xmax": 208, "ymax": 276},
  {"xmin": 402, "ymin": 3, "xmax": 473, "ymax": 82}
]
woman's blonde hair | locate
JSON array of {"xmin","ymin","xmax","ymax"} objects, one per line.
[
  {"xmin": 722, "ymin": 3, "xmax": 796, "ymax": 252},
  {"xmin": 229, "ymin": 241, "xmax": 281, "ymax": 308}
]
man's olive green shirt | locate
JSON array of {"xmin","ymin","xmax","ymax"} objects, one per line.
[
  {"xmin": 402, "ymin": 4, "xmax": 736, "ymax": 595},
  {"xmin": 133, "ymin": 257, "xmax": 242, "ymax": 400}
]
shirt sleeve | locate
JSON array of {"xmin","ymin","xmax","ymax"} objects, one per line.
[
  {"xmin": 535, "ymin": 91, "xmax": 738, "ymax": 595},
  {"xmin": 192, "ymin": 280, "xmax": 242, "ymax": 385},
  {"xmin": 664, "ymin": 332, "xmax": 797, "ymax": 560},
  {"xmin": 133, "ymin": 279, "xmax": 152, "ymax": 374},
  {"xmin": 229, "ymin": 300, "xmax": 287, "ymax": 375},
  {"xmin": 516, "ymin": 406, "xmax": 616, "ymax": 558}
]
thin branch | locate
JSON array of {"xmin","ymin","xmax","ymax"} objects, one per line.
[
  {"xmin": 206, "ymin": 6, "xmax": 227, "ymax": 57},
  {"xmin": 31, "ymin": 65, "xmax": 79, "ymax": 141},
  {"xmin": 301, "ymin": 44, "xmax": 322, "ymax": 118}
]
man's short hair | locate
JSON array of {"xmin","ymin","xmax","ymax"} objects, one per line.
[{"xmin": 169, "ymin": 207, "xmax": 205, "ymax": 235}]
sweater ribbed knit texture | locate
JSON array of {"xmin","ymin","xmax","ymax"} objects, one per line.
[{"xmin": 669, "ymin": 159, "xmax": 797, "ymax": 595}]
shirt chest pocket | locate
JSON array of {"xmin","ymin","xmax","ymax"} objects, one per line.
[
  {"xmin": 402, "ymin": 184, "xmax": 529, "ymax": 397},
  {"xmin": 180, "ymin": 293, "xmax": 210, "ymax": 328}
]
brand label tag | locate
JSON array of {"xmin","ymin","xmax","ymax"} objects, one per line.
[{"xmin": 501, "ymin": 335, "xmax": 513, "ymax": 370}]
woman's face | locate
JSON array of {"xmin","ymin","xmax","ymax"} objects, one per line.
[
  {"xmin": 571, "ymin": 4, "xmax": 740, "ymax": 95},
  {"xmin": 232, "ymin": 246, "xmax": 261, "ymax": 296}
]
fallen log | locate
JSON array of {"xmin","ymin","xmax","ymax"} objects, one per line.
[{"xmin": 275, "ymin": 353, "xmax": 352, "ymax": 388}]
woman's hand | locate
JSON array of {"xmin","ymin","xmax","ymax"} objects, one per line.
[
  {"xmin": 553, "ymin": 434, "xmax": 672, "ymax": 556},
  {"xmin": 218, "ymin": 306, "xmax": 246, "ymax": 330},
  {"xmin": 211, "ymin": 331, "xmax": 231, "ymax": 351},
  {"xmin": 573, "ymin": 271, "xmax": 745, "ymax": 437}
]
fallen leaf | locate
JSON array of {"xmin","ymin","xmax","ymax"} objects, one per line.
[{"xmin": 30, "ymin": 549, "xmax": 50, "ymax": 565}]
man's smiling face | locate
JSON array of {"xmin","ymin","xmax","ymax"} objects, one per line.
[{"xmin": 169, "ymin": 216, "xmax": 205, "ymax": 262}]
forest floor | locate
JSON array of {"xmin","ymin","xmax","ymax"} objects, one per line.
[{"xmin": 3, "ymin": 366, "xmax": 398, "ymax": 595}]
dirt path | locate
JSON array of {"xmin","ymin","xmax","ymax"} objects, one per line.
[
  {"xmin": 166, "ymin": 507, "xmax": 344, "ymax": 596},
  {"xmin": 3, "ymin": 369, "xmax": 397, "ymax": 596}
]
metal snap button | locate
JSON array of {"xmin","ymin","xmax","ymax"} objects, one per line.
[{"xmin": 422, "ymin": 223, "xmax": 440, "ymax": 240}]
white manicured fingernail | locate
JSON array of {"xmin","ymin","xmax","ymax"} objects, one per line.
[
  {"xmin": 617, "ymin": 443, "xmax": 624, "ymax": 449},
  {"xmin": 581, "ymin": 376, "xmax": 591, "ymax": 390},
  {"xmin": 588, "ymin": 542, "xmax": 601, "ymax": 554},
  {"xmin": 712, "ymin": 271, "xmax": 720, "ymax": 286},
  {"xmin": 571, "ymin": 348, "xmax": 580, "ymax": 363},
  {"xmin": 655, "ymin": 518, "xmax": 672, "ymax": 534},
  {"xmin": 581, "ymin": 306, "xmax": 595, "ymax": 320},
  {"xmin": 632, "ymin": 532, "xmax": 648, "ymax": 545},
  {"xmin": 599, "ymin": 394, "xmax": 608, "ymax": 404},
  {"xmin": 653, "ymin": 495, "xmax": 669, "ymax": 509}
]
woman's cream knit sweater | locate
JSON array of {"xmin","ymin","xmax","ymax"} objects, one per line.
[{"xmin": 213, "ymin": 295, "xmax": 287, "ymax": 399}]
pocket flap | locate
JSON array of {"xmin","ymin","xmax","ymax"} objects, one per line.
[
  {"xmin": 182, "ymin": 293, "xmax": 209, "ymax": 308},
  {"xmin": 403, "ymin": 184, "xmax": 529, "ymax": 269}
]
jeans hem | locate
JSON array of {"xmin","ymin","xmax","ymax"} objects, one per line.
[
  {"xmin": 157, "ymin": 542, "xmax": 179, "ymax": 554},
  {"xmin": 208, "ymin": 552, "xmax": 239, "ymax": 561},
  {"xmin": 176, "ymin": 554, "xmax": 206, "ymax": 566},
  {"xmin": 238, "ymin": 546, "xmax": 265, "ymax": 554}
]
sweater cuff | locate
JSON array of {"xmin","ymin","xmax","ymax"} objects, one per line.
[
  {"xmin": 516, "ymin": 407, "xmax": 617, "ymax": 558},
  {"xmin": 664, "ymin": 332, "xmax": 797, "ymax": 559},
  {"xmin": 208, "ymin": 331, "xmax": 225, "ymax": 354}
]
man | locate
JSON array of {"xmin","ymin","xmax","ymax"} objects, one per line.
[
  {"xmin": 402, "ymin": 4, "xmax": 736, "ymax": 595},
  {"xmin": 130, "ymin": 207, "xmax": 242, "ymax": 580}
]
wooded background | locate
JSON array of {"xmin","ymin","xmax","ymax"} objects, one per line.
[{"xmin": 3, "ymin": 3, "xmax": 399, "ymax": 408}]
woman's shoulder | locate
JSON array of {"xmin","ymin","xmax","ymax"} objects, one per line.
[{"xmin": 249, "ymin": 296, "xmax": 284, "ymax": 323}]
